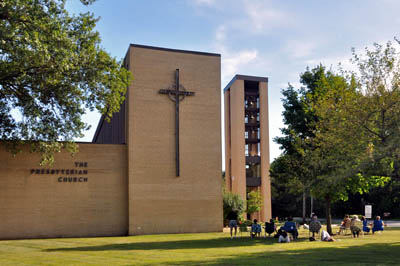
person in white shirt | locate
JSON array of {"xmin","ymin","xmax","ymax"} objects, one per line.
[
  {"xmin": 321, "ymin": 230, "xmax": 336, "ymax": 241},
  {"xmin": 278, "ymin": 229, "xmax": 290, "ymax": 243}
]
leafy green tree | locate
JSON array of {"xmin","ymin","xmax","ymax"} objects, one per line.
[
  {"xmin": 273, "ymin": 62, "xmax": 390, "ymax": 234},
  {"xmin": 349, "ymin": 40, "xmax": 400, "ymax": 179},
  {"xmin": 0, "ymin": 0, "xmax": 132, "ymax": 164},
  {"xmin": 270, "ymin": 152, "xmax": 312, "ymax": 221},
  {"xmin": 308, "ymin": 42, "xmax": 400, "ymax": 233},
  {"xmin": 246, "ymin": 190, "xmax": 262, "ymax": 216},
  {"xmin": 272, "ymin": 65, "xmax": 328, "ymax": 223}
]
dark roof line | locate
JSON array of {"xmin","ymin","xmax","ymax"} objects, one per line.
[
  {"xmin": 128, "ymin": 43, "xmax": 221, "ymax": 57},
  {"xmin": 92, "ymin": 115, "xmax": 105, "ymax": 143},
  {"xmin": 223, "ymin": 74, "xmax": 269, "ymax": 92}
]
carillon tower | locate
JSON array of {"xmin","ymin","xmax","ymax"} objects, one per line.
[{"xmin": 224, "ymin": 75, "xmax": 272, "ymax": 221}]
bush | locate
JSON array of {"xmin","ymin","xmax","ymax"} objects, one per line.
[
  {"xmin": 243, "ymin": 220, "xmax": 253, "ymax": 226},
  {"xmin": 223, "ymin": 191, "xmax": 246, "ymax": 222}
]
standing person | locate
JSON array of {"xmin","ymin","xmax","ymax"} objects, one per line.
[
  {"xmin": 361, "ymin": 216, "xmax": 370, "ymax": 234},
  {"xmin": 227, "ymin": 209, "xmax": 238, "ymax": 239}
]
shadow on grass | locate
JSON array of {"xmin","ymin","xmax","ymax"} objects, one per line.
[
  {"xmin": 43, "ymin": 238, "xmax": 400, "ymax": 265},
  {"xmin": 44, "ymin": 236, "xmax": 305, "ymax": 252},
  {"xmin": 166, "ymin": 242, "xmax": 400, "ymax": 266}
]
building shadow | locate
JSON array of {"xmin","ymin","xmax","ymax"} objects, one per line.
[
  {"xmin": 44, "ymin": 236, "xmax": 288, "ymax": 252},
  {"xmin": 43, "ymin": 237, "xmax": 400, "ymax": 265}
]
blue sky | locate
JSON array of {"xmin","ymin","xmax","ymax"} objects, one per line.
[{"xmin": 67, "ymin": 0, "xmax": 400, "ymax": 163}]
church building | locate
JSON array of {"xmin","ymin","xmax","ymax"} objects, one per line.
[{"xmin": 0, "ymin": 44, "xmax": 223, "ymax": 239}]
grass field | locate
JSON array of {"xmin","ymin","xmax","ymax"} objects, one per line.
[{"xmin": 0, "ymin": 227, "xmax": 399, "ymax": 265}]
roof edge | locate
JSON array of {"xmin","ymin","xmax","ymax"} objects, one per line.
[
  {"xmin": 92, "ymin": 115, "xmax": 105, "ymax": 143},
  {"xmin": 129, "ymin": 43, "xmax": 221, "ymax": 57},
  {"xmin": 223, "ymin": 74, "xmax": 269, "ymax": 91}
]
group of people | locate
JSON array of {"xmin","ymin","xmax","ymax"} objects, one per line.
[
  {"xmin": 339, "ymin": 214, "xmax": 385, "ymax": 237},
  {"xmin": 227, "ymin": 210, "xmax": 386, "ymax": 242},
  {"xmin": 227, "ymin": 210, "xmax": 299, "ymax": 242},
  {"xmin": 253, "ymin": 216, "xmax": 299, "ymax": 243}
]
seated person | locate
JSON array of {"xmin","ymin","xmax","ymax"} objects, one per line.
[
  {"xmin": 350, "ymin": 215, "xmax": 362, "ymax": 238},
  {"xmin": 281, "ymin": 216, "xmax": 298, "ymax": 239},
  {"xmin": 338, "ymin": 214, "xmax": 351, "ymax": 234},
  {"xmin": 361, "ymin": 216, "xmax": 370, "ymax": 233},
  {"xmin": 309, "ymin": 214, "xmax": 322, "ymax": 238},
  {"xmin": 251, "ymin": 219, "xmax": 261, "ymax": 238},
  {"xmin": 264, "ymin": 219, "xmax": 276, "ymax": 237},
  {"xmin": 321, "ymin": 230, "xmax": 335, "ymax": 242},
  {"xmin": 372, "ymin": 216, "xmax": 385, "ymax": 234},
  {"xmin": 277, "ymin": 229, "xmax": 290, "ymax": 243}
]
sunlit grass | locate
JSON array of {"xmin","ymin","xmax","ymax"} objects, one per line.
[{"xmin": 0, "ymin": 226, "xmax": 399, "ymax": 265}]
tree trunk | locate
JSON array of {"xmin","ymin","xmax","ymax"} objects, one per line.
[
  {"xmin": 325, "ymin": 198, "xmax": 332, "ymax": 235},
  {"xmin": 302, "ymin": 191, "xmax": 306, "ymax": 224},
  {"xmin": 310, "ymin": 195, "xmax": 313, "ymax": 215}
]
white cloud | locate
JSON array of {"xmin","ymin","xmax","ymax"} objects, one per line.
[
  {"xmin": 303, "ymin": 40, "xmax": 400, "ymax": 74},
  {"xmin": 193, "ymin": 0, "xmax": 217, "ymax": 6},
  {"xmin": 215, "ymin": 25, "xmax": 226, "ymax": 43},
  {"xmin": 213, "ymin": 25, "xmax": 258, "ymax": 84},
  {"xmin": 240, "ymin": 0, "xmax": 292, "ymax": 34},
  {"xmin": 284, "ymin": 40, "xmax": 318, "ymax": 59},
  {"xmin": 222, "ymin": 50, "xmax": 258, "ymax": 82}
]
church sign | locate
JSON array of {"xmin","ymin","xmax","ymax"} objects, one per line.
[{"xmin": 30, "ymin": 161, "xmax": 89, "ymax": 182}]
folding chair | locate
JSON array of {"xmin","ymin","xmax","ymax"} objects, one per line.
[
  {"xmin": 309, "ymin": 221, "xmax": 322, "ymax": 239},
  {"xmin": 338, "ymin": 219, "xmax": 351, "ymax": 235},
  {"xmin": 264, "ymin": 222, "xmax": 276, "ymax": 237},
  {"xmin": 238, "ymin": 223, "xmax": 248, "ymax": 237}
]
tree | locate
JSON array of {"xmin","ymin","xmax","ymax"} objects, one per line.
[
  {"xmin": 273, "ymin": 63, "xmax": 390, "ymax": 234},
  {"xmin": 272, "ymin": 65, "xmax": 328, "ymax": 223},
  {"xmin": 349, "ymin": 40, "xmax": 400, "ymax": 179},
  {"xmin": 0, "ymin": 0, "xmax": 132, "ymax": 164},
  {"xmin": 308, "ymin": 42, "xmax": 400, "ymax": 233},
  {"xmin": 246, "ymin": 190, "xmax": 262, "ymax": 216}
]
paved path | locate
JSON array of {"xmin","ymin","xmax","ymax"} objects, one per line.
[
  {"xmin": 331, "ymin": 219, "xmax": 400, "ymax": 227},
  {"xmin": 297, "ymin": 218, "xmax": 400, "ymax": 227},
  {"xmin": 384, "ymin": 220, "xmax": 400, "ymax": 227}
]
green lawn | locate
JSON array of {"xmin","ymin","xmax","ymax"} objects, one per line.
[{"xmin": 0, "ymin": 227, "xmax": 399, "ymax": 265}]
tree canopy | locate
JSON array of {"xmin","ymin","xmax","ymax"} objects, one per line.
[
  {"xmin": 0, "ymin": 0, "xmax": 132, "ymax": 163},
  {"xmin": 272, "ymin": 40, "xmax": 400, "ymax": 232}
]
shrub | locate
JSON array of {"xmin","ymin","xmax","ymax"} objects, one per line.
[{"xmin": 223, "ymin": 191, "xmax": 246, "ymax": 222}]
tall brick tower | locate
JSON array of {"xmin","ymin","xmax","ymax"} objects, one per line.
[{"xmin": 224, "ymin": 75, "xmax": 272, "ymax": 221}]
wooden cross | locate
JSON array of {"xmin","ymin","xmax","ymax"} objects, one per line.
[{"xmin": 159, "ymin": 69, "xmax": 195, "ymax": 177}]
